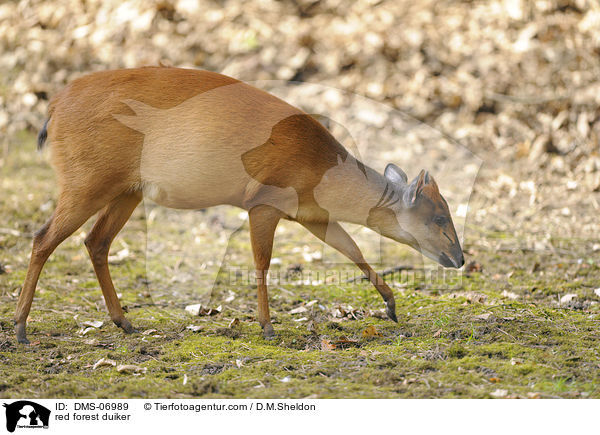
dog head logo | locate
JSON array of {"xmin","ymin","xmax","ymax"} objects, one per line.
[{"xmin": 3, "ymin": 401, "xmax": 50, "ymax": 432}]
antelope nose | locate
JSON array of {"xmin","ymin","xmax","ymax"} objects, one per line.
[
  {"xmin": 439, "ymin": 243, "xmax": 465, "ymax": 269},
  {"xmin": 456, "ymin": 251, "xmax": 465, "ymax": 268},
  {"xmin": 453, "ymin": 244, "xmax": 464, "ymax": 268}
]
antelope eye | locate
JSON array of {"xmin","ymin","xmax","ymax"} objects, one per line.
[{"xmin": 433, "ymin": 216, "xmax": 447, "ymax": 226}]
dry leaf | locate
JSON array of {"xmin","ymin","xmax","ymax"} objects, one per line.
[
  {"xmin": 200, "ymin": 305, "xmax": 222, "ymax": 316},
  {"xmin": 185, "ymin": 304, "xmax": 222, "ymax": 316},
  {"xmin": 490, "ymin": 389, "xmax": 508, "ymax": 398},
  {"xmin": 83, "ymin": 320, "xmax": 103, "ymax": 328},
  {"xmin": 502, "ymin": 290, "xmax": 519, "ymax": 300},
  {"xmin": 332, "ymin": 306, "xmax": 347, "ymax": 318},
  {"xmin": 433, "ymin": 328, "xmax": 442, "ymax": 338},
  {"xmin": 228, "ymin": 318, "xmax": 240, "ymax": 328},
  {"xmin": 185, "ymin": 304, "xmax": 203, "ymax": 315},
  {"xmin": 142, "ymin": 329, "xmax": 158, "ymax": 335},
  {"xmin": 225, "ymin": 290, "xmax": 236, "ymax": 302},
  {"xmin": 321, "ymin": 339, "xmax": 336, "ymax": 351},
  {"xmin": 560, "ymin": 294, "xmax": 577, "ymax": 304},
  {"xmin": 117, "ymin": 364, "xmax": 147, "ymax": 374},
  {"xmin": 333, "ymin": 336, "xmax": 359, "ymax": 348},
  {"xmin": 465, "ymin": 261, "xmax": 482, "ymax": 273},
  {"xmin": 290, "ymin": 306, "xmax": 308, "ymax": 314},
  {"xmin": 186, "ymin": 325, "xmax": 202, "ymax": 332},
  {"xmin": 449, "ymin": 292, "xmax": 487, "ymax": 304},
  {"xmin": 93, "ymin": 357, "xmax": 116, "ymax": 370},
  {"xmin": 331, "ymin": 305, "xmax": 367, "ymax": 320},
  {"xmin": 362, "ymin": 325, "xmax": 381, "ymax": 338},
  {"xmin": 78, "ymin": 327, "xmax": 96, "ymax": 336}
]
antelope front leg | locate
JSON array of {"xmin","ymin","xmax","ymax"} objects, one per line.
[
  {"xmin": 248, "ymin": 205, "xmax": 283, "ymax": 339},
  {"xmin": 300, "ymin": 220, "xmax": 397, "ymax": 322}
]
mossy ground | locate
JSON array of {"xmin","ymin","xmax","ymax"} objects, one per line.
[{"xmin": 0, "ymin": 133, "xmax": 598, "ymax": 398}]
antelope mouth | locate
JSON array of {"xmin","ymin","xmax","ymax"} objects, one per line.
[{"xmin": 439, "ymin": 252, "xmax": 463, "ymax": 268}]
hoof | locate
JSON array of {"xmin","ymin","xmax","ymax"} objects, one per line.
[
  {"xmin": 114, "ymin": 318, "xmax": 135, "ymax": 334},
  {"xmin": 386, "ymin": 301, "xmax": 398, "ymax": 323},
  {"xmin": 262, "ymin": 323, "xmax": 276, "ymax": 340},
  {"xmin": 15, "ymin": 323, "xmax": 30, "ymax": 344}
]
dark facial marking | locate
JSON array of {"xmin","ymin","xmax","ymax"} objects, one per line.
[{"xmin": 375, "ymin": 183, "xmax": 400, "ymax": 208}]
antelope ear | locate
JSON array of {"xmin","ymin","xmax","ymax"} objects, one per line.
[
  {"xmin": 403, "ymin": 169, "xmax": 429, "ymax": 206},
  {"xmin": 384, "ymin": 163, "xmax": 408, "ymax": 185}
]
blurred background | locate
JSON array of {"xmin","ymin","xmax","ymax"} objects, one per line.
[
  {"xmin": 0, "ymin": 0, "xmax": 599, "ymax": 283},
  {"xmin": 1, "ymin": 0, "xmax": 599, "ymax": 217}
]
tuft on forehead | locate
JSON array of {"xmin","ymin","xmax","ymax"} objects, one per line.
[{"xmin": 419, "ymin": 177, "xmax": 449, "ymax": 212}]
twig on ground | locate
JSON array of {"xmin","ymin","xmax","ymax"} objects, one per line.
[
  {"xmin": 345, "ymin": 265, "xmax": 415, "ymax": 282},
  {"xmin": 485, "ymin": 92, "xmax": 570, "ymax": 105}
]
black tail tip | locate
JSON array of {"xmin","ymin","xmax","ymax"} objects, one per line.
[{"xmin": 37, "ymin": 119, "xmax": 49, "ymax": 150}]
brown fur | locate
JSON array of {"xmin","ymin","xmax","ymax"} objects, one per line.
[{"xmin": 46, "ymin": 67, "xmax": 239, "ymax": 198}]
